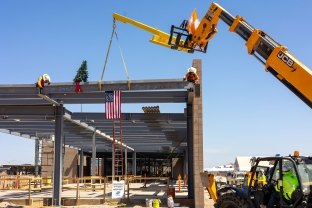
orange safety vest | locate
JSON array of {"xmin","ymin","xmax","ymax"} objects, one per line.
[
  {"xmin": 186, "ymin": 72, "xmax": 199, "ymax": 83},
  {"xmin": 36, "ymin": 76, "xmax": 45, "ymax": 89}
]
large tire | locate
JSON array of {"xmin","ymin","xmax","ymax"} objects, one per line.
[
  {"xmin": 296, "ymin": 203, "xmax": 312, "ymax": 208},
  {"xmin": 214, "ymin": 192, "xmax": 249, "ymax": 208}
]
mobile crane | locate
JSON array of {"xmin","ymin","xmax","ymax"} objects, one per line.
[{"xmin": 113, "ymin": 3, "xmax": 312, "ymax": 207}]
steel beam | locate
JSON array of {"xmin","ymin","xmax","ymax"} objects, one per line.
[
  {"xmin": 0, "ymin": 105, "xmax": 55, "ymax": 116},
  {"xmin": 0, "ymin": 79, "xmax": 186, "ymax": 94},
  {"xmin": 71, "ymin": 112, "xmax": 186, "ymax": 121},
  {"xmin": 46, "ymin": 91, "xmax": 187, "ymax": 104}
]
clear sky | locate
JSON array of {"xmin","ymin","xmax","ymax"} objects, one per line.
[{"xmin": 1, "ymin": 1, "xmax": 312, "ymax": 168}]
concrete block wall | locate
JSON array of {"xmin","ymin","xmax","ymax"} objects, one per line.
[
  {"xmin": 41, "ymin": 141, "xmax": 54, "ymax": 178},
  {"xmin": 192, "ymin": 59, "xmax": 204, "ymax": 208},
  {"xmin": 63, "ymin": 147, "xmax": 78, "ymax": 178},
  {"xmin": 41, "ymin": 140, "xmax": 78, "ymax": 178}
]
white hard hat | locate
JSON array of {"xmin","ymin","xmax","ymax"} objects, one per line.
[
  {"xmin": 42, "ymin": 74, "xmax": 51, "ymax": 83},
  {"xmin": 187, "ymin": 67, "xmax": 197, "ymax": 73}
]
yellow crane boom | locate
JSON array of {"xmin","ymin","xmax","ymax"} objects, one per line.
[{"xmin": 112, "ymin": 13, "xmax": 189, "ymax": 52}]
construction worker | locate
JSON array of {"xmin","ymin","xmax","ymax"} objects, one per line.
[
  {"xmin": 184, "ymin": 67, "xmax": 199, "ymax": 91},
  {"xmin": 258, "ymin": 169, "xmax": 267, "ymax": 187},
  {"xmin": 36, "ymin": 74, "xmax": 51, "ymax": 93},
  {"xmin": 280, "ymin": 166, "xmax": 299, "ymax": 201},
  {"xmin": 267, "ymin": 165, "xmax": 299, "ymax": 207},
  {"xmin": 183, "ymin": 67, "xmax": 199, "ymax": 83},
  {"xmin": 152, "ymin": 197, "xmax": 161, "ymax": 208}
]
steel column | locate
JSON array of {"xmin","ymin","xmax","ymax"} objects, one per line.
[
  {"xmin": 125, "ymin": 146, "xmax": 128, "ymax": 176},
  {"xmin": 34, "ymin": 138, "xmax": 40, "ymax": 177},
  {"xmin": 184, "ymin": 149, "xmax": 188, "ymax": 179},
  {"xmin": 187, "ymin": 104, "xmax": 194, "ymax": 198},
  {"xmin": 91, "ymin": 130, "xmax": 96, "ymax": 176},
  {"xmin": 79, "ymin": 149, "xmax": 84, "ymax": 178},
  {"xmin": 52, "ymin": 105, "xmax": 64, "ymax": 206},
  {"xmin": 112, "ymin": 143, "xmax": 115, "ymax": 178},
  {"xmin": 132, "ymin": 151, "xmax": 136, "ymax": 175}
]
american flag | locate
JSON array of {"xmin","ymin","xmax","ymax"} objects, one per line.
[{"xmin": 105, "ymin": 91, "xmax": 121, "ymax": 119}]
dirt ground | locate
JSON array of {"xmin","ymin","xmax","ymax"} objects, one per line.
[{"xmin": 0, "ymin": 186, "xmax": 215, "ymax": 207}]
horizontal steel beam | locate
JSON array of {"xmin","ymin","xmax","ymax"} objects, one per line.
[
  {"xmin": 0, "ymin": 79, "xmax": 187, "ymax": 94},
  {"xmin": 47, "ymin": 91, "xmax": 188, "ymax": 104},
  {"xmin": 72, "ymin": 112, "xmax": 186, "ymax": 121},
  {"xmin": 0, "ymin": 105, "xmax": 60, "ymax": 116}
]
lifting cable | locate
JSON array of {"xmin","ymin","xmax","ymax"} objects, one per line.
[
  {"xmin": 114, "ymin": 29, "xmax": 131, "ymax": 90},
  {"xmin": 99, "ymin": 19, "xmax": 131, "ymax": 91}
]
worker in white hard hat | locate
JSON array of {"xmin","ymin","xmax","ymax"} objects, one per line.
[
  {"xmin": 184, "ymin": 67, "xmax": 199, "ymax": 91},
  {"xmin": 184, "ymin": 67, "xmax": 199, "ymax": 83},
  {"xmin": 36, "ymin": 73, "xmax": 51, "ymax": 93}
]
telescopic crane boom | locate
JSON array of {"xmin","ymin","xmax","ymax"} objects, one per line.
[
  {"xmin": 113, "ymin": 3, "xmax": 312, "ymax": 109},
  {"xmin": 112, "ymin": 13, "xmax": 189, "ymax": 52},
  {"xmin": 168, "ymin": 2, "xmax": 312, "ymax": 108}
]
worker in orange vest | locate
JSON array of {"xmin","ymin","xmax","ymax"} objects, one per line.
[
  {"xmin": 184, "ymin": 67, "xmax": 199, "ymax": 91},
  {"xmin": 36, "ymin": 74, "xmax": 51, "ymax": 93},
  {"xmin": 184, "ymin": 67, "xmax": 199, "ymax": 83}
]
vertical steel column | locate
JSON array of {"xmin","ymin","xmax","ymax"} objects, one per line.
[
  {"xmin": 125, "ymin": 146, "xmax": 128, "ymax": 176},
  {"xmin": 112, "ymin": 143, "xmax": 115, "ymax": 178},
  {"xmin": 132, "ymin": 151, "xmax": 136, "ymax": 176},
  {"xmin": 91, "ymin": 130, "xmax": 96, "ymax": 177},
  {"xmin": 183, "ymin": 150, "xmax": 188, "ymax": 179},
  {"xmin": 170, "ymin": 158, "xmax": 173, "ymax": 178},
  {"xmin": 148, "ymin": 157, "xmax": 151, "ymax": 175},
  {"xmin": 187, "ymin": 104, "xmax": 194, "ymax": 198},
  {"xmin": 52, "ymin": 105, "xmax": 64, "ymax": 206},
  {"xmin": 34, "ymin": 138, "xmax": 40, "ymax": 177},
  {"xmin": 153, "ymin": 159, "xmax": 156, "ymax": 175},
  {"xmin": 79, "ymin": 149, "xmax": 84, "ymax": 178}
]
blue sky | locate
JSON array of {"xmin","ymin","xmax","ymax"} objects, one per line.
[{"xmin": 1, "ymin": 1, "xmax": 312, "ymax": 168}]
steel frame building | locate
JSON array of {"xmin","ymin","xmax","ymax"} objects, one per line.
[{"xmin": 0, "ymin": 59, "xmax": 204, "ymax": 207}]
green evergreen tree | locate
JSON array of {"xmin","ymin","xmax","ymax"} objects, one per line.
[{"xmin": 74, "ymin": 60, "xmax": 89, "ymax": 82}]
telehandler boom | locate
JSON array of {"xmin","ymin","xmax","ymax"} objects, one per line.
[
  {"xmin": 167, "ymin": 2, "xmax": 312, "ymax": 109},
  {"xmin": 113, "ymin": 3, "xmax": 312, "ymax": 109}
]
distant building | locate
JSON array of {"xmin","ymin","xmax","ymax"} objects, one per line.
[
  {"xmin": 204, "ymin": 164, "xmax": 234, "ymax": 173},
  {"xmin": 2, "ymin": 164, "xmax": 35, "ymax": 175},
  {"xmin": 0, "ymin": 166, "xmax": 10, "ymax": 175},
  {"xmin": 234, "ymin": 156, "xmax": 252, "ymax": 172}
]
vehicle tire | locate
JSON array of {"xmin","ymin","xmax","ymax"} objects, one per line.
[
  {"xmin": 296, "ymin": 203, "xmax": 312, "ymax": 208},
  {"xmin": 214, "ymin": 192, "xmax": 249, "ymax": 208}
]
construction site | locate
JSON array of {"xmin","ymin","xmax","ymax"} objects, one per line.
[{"xmin": 1, "ymin": 1, "xmax": 312, "ymax": 208}]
